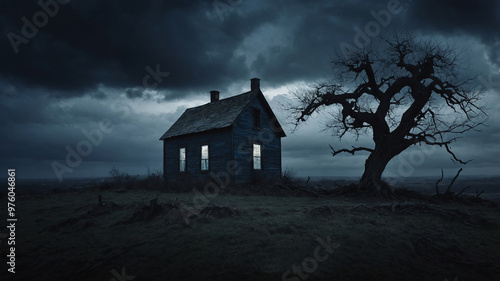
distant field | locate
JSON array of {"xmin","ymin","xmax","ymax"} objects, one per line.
[
  {"xmin": 1, "ymin": 186, "xmax": 499, "ymax": 281},
  {"xmin": 309, "ymin": 176, "xmax": 500, "ymax": 193}
]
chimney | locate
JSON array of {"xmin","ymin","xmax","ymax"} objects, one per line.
[
  {"xmin": 210, "ymin": 90, "xmax": 219, "ymax": 103},
  {"xmin": 251, "ymin": 78, "xmax": 260, "ymax": 91}
]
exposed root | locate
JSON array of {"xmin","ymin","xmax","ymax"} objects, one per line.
[{"xmin": 435, "ymin": 168, "xmax": 486, "ymax": 202}]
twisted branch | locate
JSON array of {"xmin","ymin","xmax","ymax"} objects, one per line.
[{"xmin": 329, "ymin": 145, "xmax": 374, "ymax": 157}]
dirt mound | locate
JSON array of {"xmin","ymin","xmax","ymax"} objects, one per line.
[
  {"xmin": 199, "ymin": 204, "xmax": 242, "ymax": 218},
  {"xmin": 115, "ymin": 197, "xmax": 163, "ymax": 224},
  {"xmin": 48, "ymin": 202, "xmax": 123, "ymax": 231}
]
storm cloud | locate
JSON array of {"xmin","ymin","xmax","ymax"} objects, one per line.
[{"xmin": 1, "ymin": 0, "xmax": 499, "ymax": 180}]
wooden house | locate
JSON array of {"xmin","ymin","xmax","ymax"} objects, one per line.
[{"xmin": 159, "ymin": 78, "xmax": 286, "ymax": 184}]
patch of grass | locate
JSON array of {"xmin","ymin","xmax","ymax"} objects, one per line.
[{"xmin": 1, "ymin": 188, "xmax": 499, "ymax": 281}]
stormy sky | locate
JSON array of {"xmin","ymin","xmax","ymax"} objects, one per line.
[{"xmin": 1, "ymin": 0, "xmax": 499, "ymax": 181}]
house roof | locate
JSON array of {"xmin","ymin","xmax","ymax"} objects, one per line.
[{"xmin": 159, "ymin": 89, "xmax": 286, "ymax": 140}]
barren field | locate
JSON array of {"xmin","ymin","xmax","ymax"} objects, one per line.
[{"xmin": 1, "ymin": 183, "xmax": 499, "ymax": 281}]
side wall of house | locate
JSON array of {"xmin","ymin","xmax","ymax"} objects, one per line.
[
  {"xmin": 232, "ymin": 94, "xmax": 282, "ymax": 183},
  {"xmin": 163, "ymin": 128, "xmax": 233, "ymax": 184}
]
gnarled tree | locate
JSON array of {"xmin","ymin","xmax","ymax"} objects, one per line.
[{"xmin": 290, "ymin": 34, "xmax": 486, "ymax": 195}]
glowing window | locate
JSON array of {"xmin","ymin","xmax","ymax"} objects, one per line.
[
  {"xmin": 253, "ymin": 144, "xmax": 261, "ymax": 170},
  {"xmin": 179, "ymin": 147, "xmax": 186, "ymax": 172},
  {"xmin": 201, "ymin": 145, "xmax": 209, "ymax": 171}
]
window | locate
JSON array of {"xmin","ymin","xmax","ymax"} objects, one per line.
[
  {"xmin": 253, "ymin": 144, "xmax": 261, "ymax": 170},
  {"xmin": 253, "ymin": 109, "xmax": 261, "ymax": 129},
  {"xmin": 179, "ymin": 147, "xmax": 186, "ymax": 172},
  {"xmin": 201, "ymin": 145, "xmax": 209, "ymax": 171}
]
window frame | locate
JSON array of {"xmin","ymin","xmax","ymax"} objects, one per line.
[
  {"xmin": 252, "ymin": 143, "xmax": 262, "ymax": 170},
  {"xmin": 200, "ymin": 144, "xmax": 209, "ymax": 171},
  {"xmin": 253, "ymin": 108, "xmax": 261, "ymax": 130},
  {"xmin": 179, "ymin": 146, "xmax": 186, "ymax": 173}
]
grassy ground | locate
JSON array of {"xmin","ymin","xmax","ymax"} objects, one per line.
[{"xmin": 1, "ymin": 187, "xmax": 499, "ymax": 281}]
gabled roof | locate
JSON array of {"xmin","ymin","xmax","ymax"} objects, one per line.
[{"xmin": 160, "ymin": 89, "xmax": 286, "ymax": 140}]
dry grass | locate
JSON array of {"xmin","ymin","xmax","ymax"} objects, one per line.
[{"xmin": 1, "ymin": 187, "xmax": 499, "ymax": 281}]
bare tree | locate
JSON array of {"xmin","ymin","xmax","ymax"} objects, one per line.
[{"xmin": 290, "ymin": 34, "xmax": 487, "ymax": 195}]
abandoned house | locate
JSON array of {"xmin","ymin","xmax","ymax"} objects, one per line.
[{"xmin": 159, "ymin": 78, "xmax": 286, "ymax": 184}]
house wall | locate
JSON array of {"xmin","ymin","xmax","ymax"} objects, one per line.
[
  {"xmin": 163, "ymin": 128, "xmax": 233, "ymax": 183},
  {"xmin": 232, "ymin": 95, "xmax": 282, "ymax": 183}
]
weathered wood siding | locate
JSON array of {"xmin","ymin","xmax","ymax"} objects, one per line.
[
  {"xmin": 232, "ymin": 94, "xmax": 282, "ymax": 183},
  {"xmin": 163, "ymin": 128, "xmax": 233, "ymax": 183}
]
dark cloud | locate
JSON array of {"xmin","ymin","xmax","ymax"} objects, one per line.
[
  {"xmin": 89, "ymin": 90, "xmax": 106, "ymax": 100},
  {"xmin": 125, "ymin": 87, "xmax": 145, "ymax": 99},
  {"xmin": 2, "ymin": 0, "xmax": 499, "ymax": 95},
  {"xmin": 1, "ymin": 0, "xmax": 248, "ymax": 96},
  {"xmin": 407, "ymin": 0, "xmax": 500, "ymax": 39},
  {"xmin": 1, "ymin": 0, "xmax": 499, "ymax": 180},
  {"xmin": 405, "ymin": 0, "xmax": 500, "ymax": 66}
]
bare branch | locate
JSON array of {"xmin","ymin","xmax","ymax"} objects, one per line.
[
  {"xmin": 457, "ymin": 185, "xmax": 471, "ymax": 196},
  {"xmin": 475, "ymin": 187, "xmax": 484, "ymax": 199},
  {"xmin": 444, "ymin": 143, "xmax": 471, "ymax": 164},
  {"xmin": 435, "ymin": 169, "xmax": 444, "ymax": 195},
  {"xmin": 444, "ymin": 168, "xmax": 463, "ymax": 195},
  {"xmin": 329, "ymin": 145, "xmax": 374, "ymax": 157},
  {"xmin": 417, "ymin": 138, "xmax": 472, "ymax": 165}
]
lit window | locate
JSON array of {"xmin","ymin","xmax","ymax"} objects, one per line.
[
  {"xmin": 201, "ymin": 145, "xmax": 209, "ymax": 171},
  {"xmin": 179, "ymin": 147, "xmax": 186, "ymax": 172},
  {"xmin": 253, "ymin": 144, "xmax": 261, "ymax": 170}
]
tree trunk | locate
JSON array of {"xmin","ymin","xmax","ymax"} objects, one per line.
[{"xmin": 359, "ymin": 144, "xmax": 395, "ymax": 195}]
